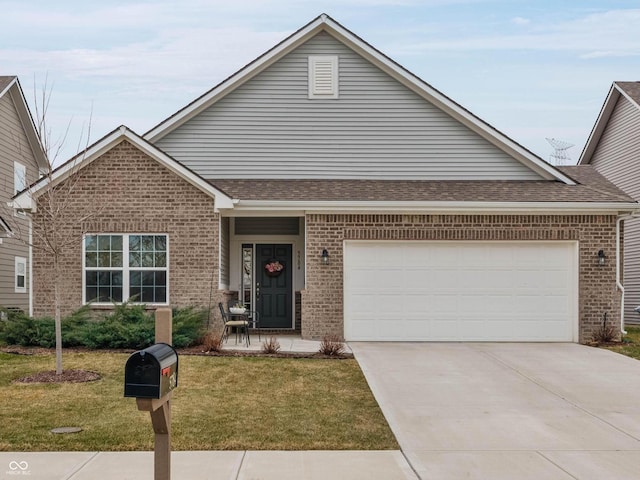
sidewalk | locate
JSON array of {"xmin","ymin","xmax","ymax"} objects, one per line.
[{"xmin": 0, "ymin": 450, "xmax": 417, "ymax": 479}]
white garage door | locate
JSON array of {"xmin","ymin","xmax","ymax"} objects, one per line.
[{"xmin": 344, "ymin": 241, "xmax": 577, "ymax": 342}]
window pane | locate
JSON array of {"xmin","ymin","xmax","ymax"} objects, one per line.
[
  {"xmin": 142, "ymin": 236, "xmax": 154, "ymax": 251},
  {"xmin": 98, "ymin": 271, "xmax": 111, "ymax": 285},
  {"xmin": 98, "ymin": 287, "xmax": 111, "ymax": 302},
  {"xmin": 129, "ymin": 287, "xmax": 141, "ymax": 302},
  {"xmin": 111, "ymin": 235, "xmax": 122, "ymax": 251},
  {"xmin": 17, "ymin": 276, "xmax": 25, "ymax": 288},
  {"xmin": 142, "ymin": 271, "xmax": 155, "ymax": 286},
  {"xmin": 142, "ymin": 287, "xmax": 154, "ymax": 302},
  {"xmin": 98, "ymin": 251, "xmax": 111, "ymax": 268},
  {"xmin": 130, "ymin": 271, "xmax": 141, "ymax": 286},
  {"xmin": 155, "ymin": 252, "xmax": 166, "ymax": 268},
  {"xmin": 98, "ymin": 236, "xmax": 111, "ymax": 250},
  {"xmin": 155, "ymin": 271, "xmax": 166, "ymax": 286},
  {"xmin": 111, "ymin": 287, "xmax": 123, "ymax": 302},
  {"xmin": 156, "ymin": 287, "xmax": 167, "ymax": 303},
  {"xmin": 112, "ymin": 271, "xmax": 123, "ymax": 286},
  {"xmin": 129, "ymin": 252, "xmax": 141, "ymax": 268},
  {"xmin": 86, "ymin": 271, "xmax": 97, "ymax": 285},
  {"xmin": 129, "ymin": 235, "xmax": 141, "ymax": 252},
  {"xmin": 85, "ymin": 235, "xmax": 97, "ymax": 251},
  {"xmin": 155, "ymin": 236, "xmax": 166, "ymax": 251},
  {"xmin": 85, "ymin": 252, "xmax": 97, "ymax": 268},
  {"xmin": 111, "ymin": 252, "xmax": 123, "ymax": 267},
  {"xmin": 86, "ymin": 287, "xmax": 98, "ymax": 302},
  {"xmin": 142, "ymin": 252, "xmax": 154, "ymax": 268}
]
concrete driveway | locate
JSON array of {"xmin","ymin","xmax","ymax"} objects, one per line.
[{"xmin": 351, "ymin": 343, "xmax": 640, "ymax": 480}]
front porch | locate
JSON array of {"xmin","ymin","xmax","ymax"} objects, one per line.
[{"xmin": 220, "ymin": 334, "xmax": 353, "ymax": 355}]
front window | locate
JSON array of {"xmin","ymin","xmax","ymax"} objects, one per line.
[{"xmin": 84, "ymin": 234, "xmax": 168, "ymax": 304}]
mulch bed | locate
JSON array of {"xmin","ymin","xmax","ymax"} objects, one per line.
[{"xmin": 14, "ymin": 369, "xmax": 101, "ymax": 384}]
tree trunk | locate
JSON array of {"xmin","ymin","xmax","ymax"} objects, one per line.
[{"xmin": 54, "ymin": 259, "xmax": 63, "ymax": 375}]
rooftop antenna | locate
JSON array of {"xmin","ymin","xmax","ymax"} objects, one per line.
[{"xmin": 546, "ymin": 137, "xmax": 574, "ymax": 166}]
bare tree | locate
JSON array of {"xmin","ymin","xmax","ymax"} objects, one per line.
[{"xmin": 4, "ymin": 78, "xmax": 98, "ymax": 375}]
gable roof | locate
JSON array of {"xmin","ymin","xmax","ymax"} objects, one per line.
[
  {"xmin": 144, "ymin": 14, "xmax": 575, "ymax": 186},
  {"xmin": 579, "ymin": 81, "xmax": 640, "ymax": 165},
  {"xmin": 0, "ymin": 76, "xmax": 48, "ymax": 171},
  {"xmin": 13, "ymin": 126, "xmax": 233, "ymax": 211}
]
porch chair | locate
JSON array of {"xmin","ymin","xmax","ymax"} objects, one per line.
[
  {"xmin": 218, "ymin": 302, "xmax": 250, "ymax": 347},
  {"xmin": 227, "ymin": 301, "xmax": 261, "ymax": 342}
]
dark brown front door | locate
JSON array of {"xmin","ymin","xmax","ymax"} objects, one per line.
[{"xmin": 256, "ymin": 244, "xmax": 292, "ymax": 329}]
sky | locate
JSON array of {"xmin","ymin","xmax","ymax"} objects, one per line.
[{"xmin": 1, "ymin": 0, "xmax": 639, "ymax": 166}]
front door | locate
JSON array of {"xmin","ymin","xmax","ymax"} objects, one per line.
[{"xmin": 256, "ymin": 244, "xmax": 292, "ymax": 329}]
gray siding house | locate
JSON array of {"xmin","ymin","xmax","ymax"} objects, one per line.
[
  {"xmin": 18, "ymin": 15, "xmax": 639, "ymax": 343},
  {"xmin": 578, "ymin": 82, "xmax": 640, "ymax": 325},
  {"xmin": 0, "ymin": 76, "xmax": 48, "ymax": 313}
]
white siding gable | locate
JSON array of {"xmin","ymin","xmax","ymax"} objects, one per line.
[{"xmin": 156, "ymin": 32, "xmax": 545, "ymax": 181}]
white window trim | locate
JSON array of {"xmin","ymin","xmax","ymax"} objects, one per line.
[
  {"xmin": 308, "ymin": 55, "xmax": 339, "ymax": 99},
  {"xmin": 15, "ymin": 256, "xmax": 27, "ymax": 293},
  {"xmin": 82, "ymin": 233, "xmax": 169, "ymax": 306},
  {"xmin": 14, "ymin": 161, "xmax": 26, "ymax": 195}
]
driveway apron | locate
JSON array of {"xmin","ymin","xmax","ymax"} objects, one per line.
[{"xmin": 351, "ymin": 342, "xmax": 640, "ymax": 480}]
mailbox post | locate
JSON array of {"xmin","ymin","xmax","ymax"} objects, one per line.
[{"xmin": 124, "ymin": 308, "xmax": 176, "ymax": 480}]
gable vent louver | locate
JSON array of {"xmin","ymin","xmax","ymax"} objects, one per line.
[{"xmin": 309, "ymin": 55, "xmax": 338, "ymax": 99}]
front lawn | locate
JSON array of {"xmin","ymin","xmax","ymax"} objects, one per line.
[
  {"xmin": 0, "ymin": 351, "xmax": 398, "ymax": 451},
  {"xmin": 603, "ymin": 326, "xmax": 640, "ymax": 360}
]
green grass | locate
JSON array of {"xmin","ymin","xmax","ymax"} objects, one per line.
[
  {"xmin": 603, "ymin": 326, "xmax": 640, "ymax": 360},
  {"xmin": 0, "ymin": 351, "xmax": 398, "ymax": 451}
]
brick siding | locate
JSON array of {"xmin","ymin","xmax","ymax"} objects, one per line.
[
  {"xmin": 32, "ymin": 140, "xmax": 225, "ymax": 320},
  {"xmin": 303, "ymin": 214, "xmax": 621, "ymax": 343}
]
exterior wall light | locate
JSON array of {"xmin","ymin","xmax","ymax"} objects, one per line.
[
  {"xmin": 321, "ymin": 249, "xmax": 329, "ymax": 265},
  {"xmin": 598, "ymin": 249, "xmax": 606, "ymax": 266}
]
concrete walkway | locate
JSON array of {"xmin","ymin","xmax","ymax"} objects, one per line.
[
  {"xmin": 351, "ymin": 342, "xmax": 640, "ymax": 480},
  {"xmin": 0, "ymin": 451, "xmax": 416, "ymax": 479}
]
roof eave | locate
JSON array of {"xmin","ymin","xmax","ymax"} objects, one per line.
[
  {"xmin": 224, "ymin": 199, "xmax": 639, "ymax": 215},
  {"xmin": 578, "ymin": 83, "xmax": 621, "ymax": 165},
  {"xmin": 17, "ymin": 126, "xmax": 233, "ymax": 212},
  {"xmin": 5, "ymin": 79, "xmax": 49, "ymax": 172}
]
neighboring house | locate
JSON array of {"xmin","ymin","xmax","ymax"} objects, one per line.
[
  {"xmin": 0, "ymin": 76, "xmax": 48, "ymax": 314},
  {"xmin": 578, "ymin": 81, "xmax": 640, "ymax": 325},
  {"xmin": 16, "ymin": 15, "xmax": 638, "ymax": 343}
]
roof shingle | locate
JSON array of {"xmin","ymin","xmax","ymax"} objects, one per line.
[{"xmin": 209, "ymin": 165, "xmax": 634, "ymax": 204}]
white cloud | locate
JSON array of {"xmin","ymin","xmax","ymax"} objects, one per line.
[
  {"xmin": 511, "ymin": 16, "xmax": 530, "ymax": 25},
  {"xmin": 396, "ymin": 9, "xmax": 640, "ymax": 56}
]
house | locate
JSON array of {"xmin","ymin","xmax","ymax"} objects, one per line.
[
  {"xmin": 16, "ymin": 15, "xmax": 638, "ymax": 343},
  {"xmin": 578, "ymin": 81, "xmax": 640, "ymax": 326},
  {"xmin": 0, "ymin": 76, "xmax": 48, "ymax": 314}
]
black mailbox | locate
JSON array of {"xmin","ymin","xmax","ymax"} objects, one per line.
[{"xmin": 124, "ymin": 343, "xmax": 178, "ymax": 399}]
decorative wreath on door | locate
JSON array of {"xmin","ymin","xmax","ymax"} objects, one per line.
[{"xmin": 264, "ymin": 260, "xmax": 284, "ymax": 277}]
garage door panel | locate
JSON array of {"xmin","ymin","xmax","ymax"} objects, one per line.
[{"xmin": 344, "ymin": 241, "xmax": 577, "ymax": 342}]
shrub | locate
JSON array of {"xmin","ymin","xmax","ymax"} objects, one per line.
[
  {"xmin": 319, "ymin": 335, "xmax": 345, "ymax": 356},
  {"xmin": 81, "ymin": 302, "xmax": 154, "ymax": 349},
  {"xmin": 0, "ymin": 310, "xmax": 55, "ymax": 347},
  {"xmin": 202, "ymin": 330, "xmax": 223, "ymax": 352},
  {"xmin": 262, "ymin": 336, "xmax": 281, "ymax": 354},
  {"xmin": 592, "ymin": 312, "xmax": 616, "ymax": 344},
  {"xmin": 172, "ymin": 306, "xmax": 208, "ymax": 348}
]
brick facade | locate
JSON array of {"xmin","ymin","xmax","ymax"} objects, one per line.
[
  {"xmin": 303, "ymin": 213, "xmax": 622, "ymax": 343},
  {"xmin": 32, "ymin": 140, "xmax": 225, "ymax": 321},
  {"xmin": 30, "ymin": 141, "xmax": 624, "ymax": 345}
]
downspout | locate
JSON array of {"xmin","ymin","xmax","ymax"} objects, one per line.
[
  {"xmin": 28, "ymin": 219, "xmax": 33, "ymax": 317},
  {"xmin": 616, "ymin": 213, "xmax": 640, "ymax": 335}
]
